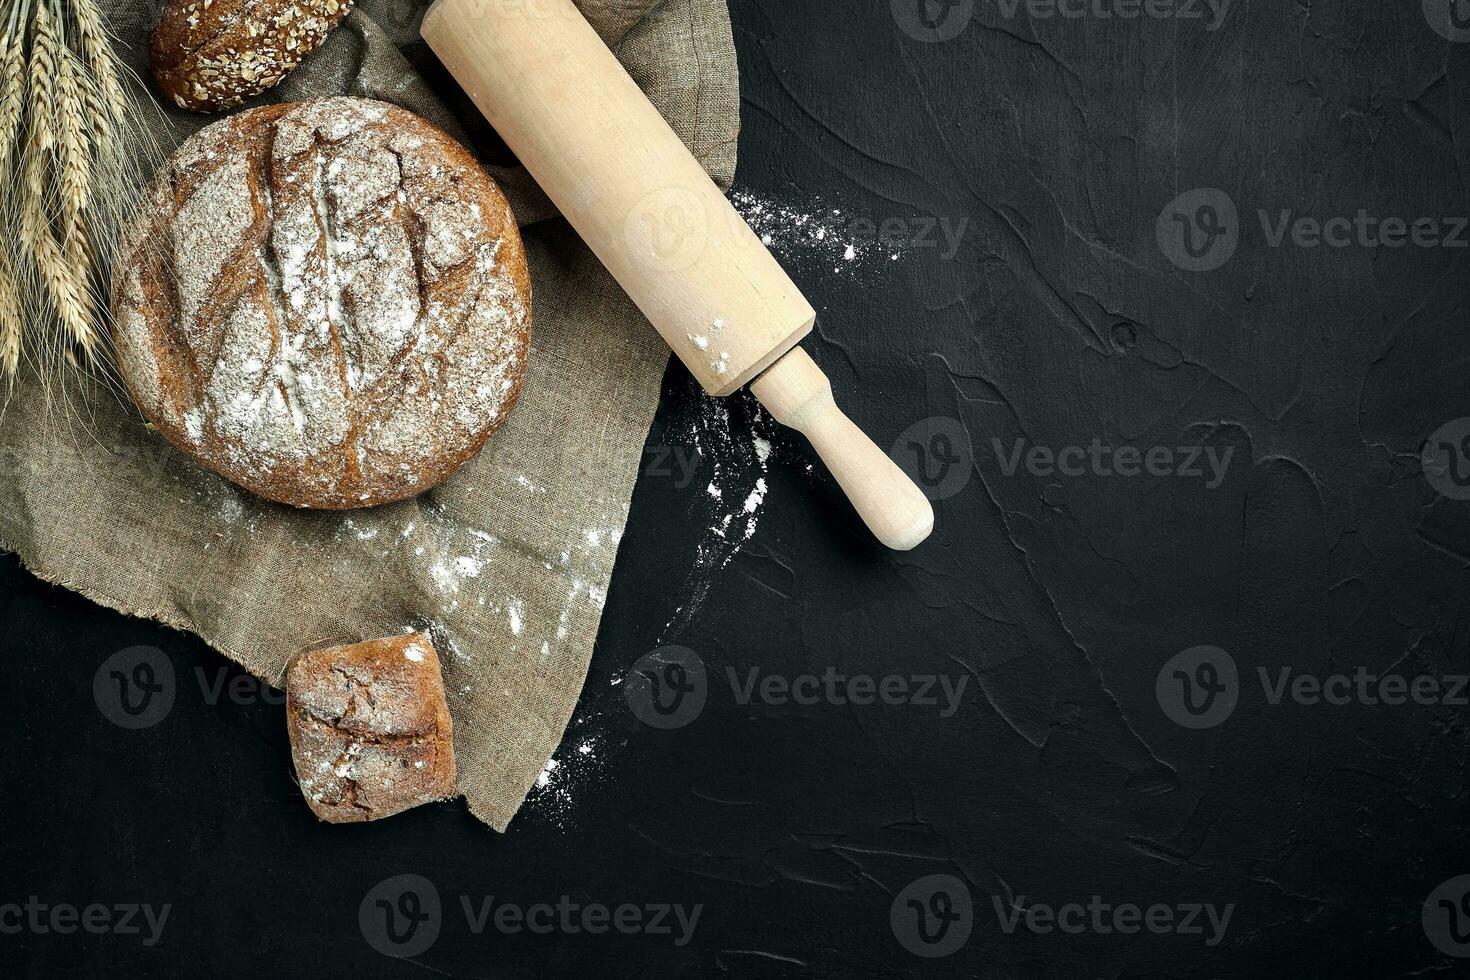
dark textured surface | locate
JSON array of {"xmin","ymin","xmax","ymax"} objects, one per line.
[{"xmin": 3, "ymin": 1, "xmax": 1470, "ymax": 976}]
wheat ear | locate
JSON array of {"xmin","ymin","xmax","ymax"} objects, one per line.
[
  {"xmin": 0, "ymin": 9, "xmax": 22, "ymax": 176},
  {"xmin": 21, "ymin": 3, "xmax": 97, "ymax": 359},
  {"xmin": 55, "ymin": 44, "xmax": 93, "ymax": 271},
  {"xmin": 71, "ymin": 0, "xmax": 126, "ymax": 121},
  {"xmin": 71, "ymin": 0, "xmax": 124, "ymax": 163},
  {"xmin": 0, "ymin": 14, "xmax": 24, "ymax": 380},
  {"xmin": 0, "ymin": 253, "xmax": 20, "ymax": 382}
]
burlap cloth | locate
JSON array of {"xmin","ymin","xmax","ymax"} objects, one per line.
[{"xmin": 0, "ymin": 0, "xmax": 738, "ymax": 831}]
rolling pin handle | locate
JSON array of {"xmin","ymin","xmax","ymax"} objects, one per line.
[{"xmin": 752, "ymin": 348, "xmax": 935, "ymax": 551}]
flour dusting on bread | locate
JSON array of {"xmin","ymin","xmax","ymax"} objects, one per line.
[{"xmin": 113, "ymin": 98, "xmax": 532, "ymax": 510}]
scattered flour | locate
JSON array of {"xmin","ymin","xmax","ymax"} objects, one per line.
[
  {"xmin": 524, "ymin": 725, "xmax": 610, "ymax": 828},
  {"xmin": 729, "ymin": 189, "xmax": 896, "ymax": 274},
  {"xmin": 743, "ymin": 478, "xmax": 768, "ymax": 515},
  {"xmin": 660, "ymin": 388, "xmax": 777, "ymax": 637}
]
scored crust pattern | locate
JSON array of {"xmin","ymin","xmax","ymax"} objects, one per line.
[{"xmin": 112, "ymin": 98, "xmax": 532, "ymax": 510}]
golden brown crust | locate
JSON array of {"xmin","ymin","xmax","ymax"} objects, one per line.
[
  {"xmin": 112, "ymin": 98, "xmax": 532, "ymax": 511},
  {"xmin": 151, "ymin": 0, "xmax": 356, "ymax": 112},
  {"xmin": 286, "ymin": 631, "xmax": 457, "ymax": 824}
]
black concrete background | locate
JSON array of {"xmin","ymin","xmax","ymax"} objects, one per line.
[{"xmin": 4, "ymin": 0, "xmax": 1470, "ymax": 976}]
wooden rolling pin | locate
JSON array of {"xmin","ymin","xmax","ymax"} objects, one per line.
[{"xmin": 421, "ymin": 0, "xmax": 934, "ymax": 550}]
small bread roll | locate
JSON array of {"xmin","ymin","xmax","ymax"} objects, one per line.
[
  {"xmin": 286, "ymin": 632, "xmax": 457, "ymax": 824},
  {"xmin": 151, "ymin": 0, "xmax": 357, "ymax": 112}
]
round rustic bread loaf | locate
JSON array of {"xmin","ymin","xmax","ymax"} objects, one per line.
[
  {"xmin": 151, "ymin": 0, "xmax": 357, "ymax": 112},
  {"xmin": 112, "ymin": 98, "xmax": 532, "ymax": 510}
]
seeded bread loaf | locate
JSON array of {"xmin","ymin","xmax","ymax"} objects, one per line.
[
  {"xmin": 111, "ymin": 98, "xmax": 532, "ymax": 510},
  {"xmin": 151, "ymin": 0, "xmax": 356, "ymax": 112},
  {"xmin": 287, "ymin": 631, "xmax": 457, "ymax": 823}
]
